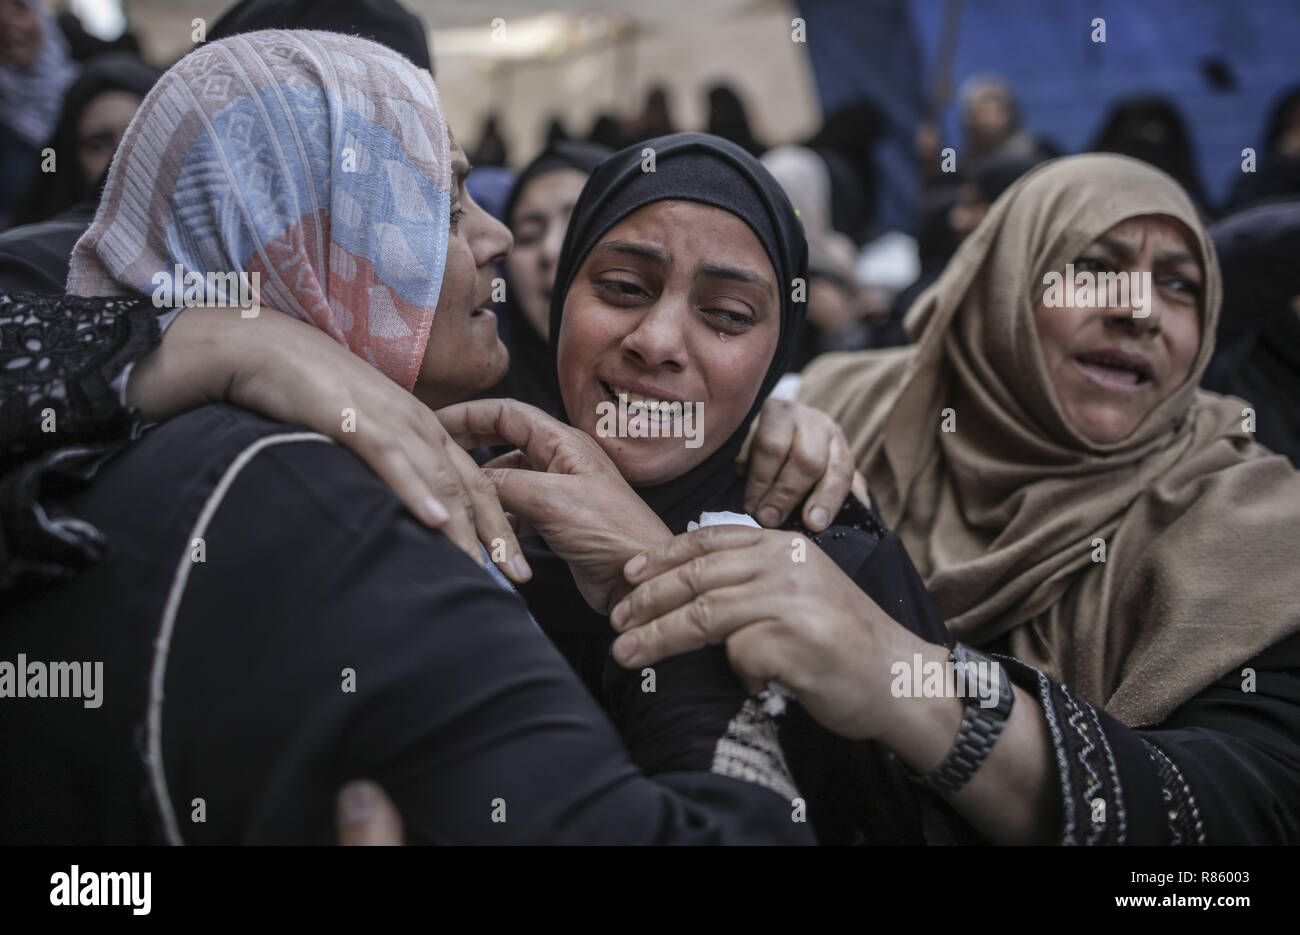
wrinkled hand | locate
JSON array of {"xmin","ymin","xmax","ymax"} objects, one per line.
[
  {"xmin": 608, "ymin": 525, "xmax": 908, "ymax": 740},
  {"xmin": 128, "ymin": 307, "xmax": 528, "ymax": 581},
  {"xmin": 437, "ymin": 398, "xmax": 673, "ymax": 615},
  {"xmin": 738, "ymin": 398, "xmax": 866, "ymax": 531}
]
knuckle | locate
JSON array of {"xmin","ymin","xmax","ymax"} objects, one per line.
[
  {"xmin": 639, "ymin": 619, "xmax": 665, "ymax": 656},
  {"xmin": 789, "ymin": 444, "xmax": 823, "ymax": 475},
  {"xmin": 469, "ymin": 470, "xmax": 497, "ymax": 498},
  {"xmin": 682, "ymin": 555, "xmax": 709, "ymax": 593},
  {"xmin": 830, "ymin": 441, "xmax": 853, "ymax": 473},
  {"xmin": 450, "ymin": 486, "xmax": 475, "ymax": 520},
  {"xmin": 371, "ymin": 436, "xmax": 405, "ymax": 464},
  {"xmin": 764, "ymin": 480, "xmax": 800, "ymax": 506},
  {"xmin": 689, "ymin": 596, "xmax": 713, "ymax": 641},
  {"xmin": 623, "ymin": 590, "xmax": 645, "ymax": 623},
  {"xmin": 751, "ymin": 432, "xmax": 787, "ymax": 460},
  {"xmin": 696, "ymin": 526, "xmax": 728, "ymax": 551},
  {"xmin": 810, "ymin": 408, "xmax": 836, "ymax": 432},
  {"xmin": 431, "ymin": 463, "xmax": 467, "ymax": 493}
]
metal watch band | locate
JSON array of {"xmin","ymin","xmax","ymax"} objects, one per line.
[
  {"xmin": 900, "ymin": 646, "xmax": 1014, "ymax": 797},
  {"xmin": 914, "ymin": 697, "xmax": 1010, "ymax": 796}
]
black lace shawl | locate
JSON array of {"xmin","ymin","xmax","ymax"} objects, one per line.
[{"xmin": 0, "ymin": 292, "xmax": 162, "ymax": 593}]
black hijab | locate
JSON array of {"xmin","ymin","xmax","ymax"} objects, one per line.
[
  {"xmin": 205, "ymin": 0, "xmax": 433, "ymax": 73},
  {"xmin": 481, "ymin": 141, "xmax": 612, "ymax": 417},
  {"xmin": 547, "ymin": 132, "xmax": 808, "ymax": 532},
  {"xmin": 1203, "ymin": 197, "xmax": 1300, "ymax": 467}
]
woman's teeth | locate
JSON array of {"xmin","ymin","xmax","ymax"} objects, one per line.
[{"xmin": 603, "ymin": 381, "xmax": 679, "ymax": 412}]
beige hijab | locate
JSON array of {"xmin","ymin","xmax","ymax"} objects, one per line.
[{"xmin": 799, "ymin": 154, "xmax": 1300, "ymax": 727}]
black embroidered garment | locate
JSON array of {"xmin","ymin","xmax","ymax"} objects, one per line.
[
  {"xmin": 770, "ymin": 504, "xmax": 1300, "ymax": 845},
  {"xmin": 991, "ymin": 638, "xmax": 1300, "ymax": 845},
  {"xmin": 0, "ymin": 292, "xmax": 162, "ymax": 592}
]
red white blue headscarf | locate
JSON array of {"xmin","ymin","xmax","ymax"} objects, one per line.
[{"xmin": 69, "ymin": 29, "xmax": 451, "ymax": 391}]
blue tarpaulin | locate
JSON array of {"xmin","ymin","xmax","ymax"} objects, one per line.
[{"xmin": 796, "ymin": 0, "xmax": 1300, "ymax": 230}]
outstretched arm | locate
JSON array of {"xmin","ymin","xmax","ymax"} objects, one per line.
[{"xmin": 0, "ymin": 295, "xmax": 527, "ymax": 581}]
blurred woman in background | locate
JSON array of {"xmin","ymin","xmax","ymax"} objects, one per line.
[
  {"xmin": 480, "ymin": 140, "xmax": 610, "ymax": 416},
  {"xmin": 0, "ymin": 0, "xmax": 80, "ymax": 227},
  {"xmin": 13, "ymin": 52, "xmax": 160, "ymax": 226}
]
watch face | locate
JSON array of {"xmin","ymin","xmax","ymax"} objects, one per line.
[{"xmin": 953, "ymin": 645, "xmax": 1006, "ymax": 712}]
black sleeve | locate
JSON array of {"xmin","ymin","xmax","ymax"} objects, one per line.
[
  {"xmin": 799, "ymin": 493, "xmax": 952, "ymax": 649},
  {"xmin": 759, "ymin": 494, "xmax": 957, "ymax": 844},
  {"xmin": 161, "ymin": 415, "xmax": 812, "ymax": 844},
  {"xmin": 0, "ymin": 292, "xmax": 161, "ymax": 472},
  {"xmin": 998, "ymin": 631, "xmax": 1300, "ymax": 845},
  {"xmin": 0, "ymin": 206, "xmax": 93, "ymax": 294}
]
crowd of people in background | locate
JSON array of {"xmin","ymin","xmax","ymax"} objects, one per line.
[
  {"xmin": 1, "ymin": 0, "xmax": 1298, "ymax": 846},
  {"xmin": 4, "ymin": 1, "xmax": 1299, "ymax": 464},
  {"xmin": 457, "ymin": 67, "xmax": 1300, "ymax": 465}
]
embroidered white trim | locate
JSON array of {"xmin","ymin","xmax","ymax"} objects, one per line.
[
  {"xmin": 146, "ymin": 431, "xmax": 332, "ymax": 845},
  {"xmin": 710, "ymin": 698, "xmax": 799, "ymax": 803}
]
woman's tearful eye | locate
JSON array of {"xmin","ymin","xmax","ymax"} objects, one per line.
[
  {"xmin": 1159, "ymin": 274, "xmax": 1201, "ymax": 301},
  {"xmin": 706, "ymin": 307, "xmax": 758, "ymax": 331},
  {"xmin": 596, "ymin": 278, "xmax": 650, "ymax": 302}
]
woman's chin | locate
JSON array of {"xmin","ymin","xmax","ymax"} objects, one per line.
[
  {"xmin": 483, "ymin": 339, "xmax": 509, "ymax": 386},
  {"xmin": 1067, "ymin": 403, "xmax": 1144, "ymax": 445},
  {"xmin": 463, "ymin": 337, "xmax": 509, "ymax": 393},
  {"xmin": 596, "ymin": 438, "xmax": 695, "ymax": 487}
]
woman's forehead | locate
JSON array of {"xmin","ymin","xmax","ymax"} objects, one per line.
[
  {"xmin": 1071, "ymin": 214, "xmax": 1205, "ymax": 277},
  {"xmin": 514, "ymin": 168, "xmax": 589, "ymax": 218},
  {"xmin": 600, "ymin": 200, "xmax": 776, "ymax": 277},
  {"xmin": 1095, "ymin": 214, "xmax": 1194, "ymax": 245}
]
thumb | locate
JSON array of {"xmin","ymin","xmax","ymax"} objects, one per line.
[
  {"xmin": 480, "ymin": 449, "xmax": 529, "ymax": 472},
  {"xmin": 851, "ymin": 470, "xmax": 870, "ymax": 505},
  {"xmin": 736, "ymin": 417, "xmax": 758, "ymax": 466},
  {"xmin": 337, "ymin": 781, "xmax": 404, "ymax": 845}
]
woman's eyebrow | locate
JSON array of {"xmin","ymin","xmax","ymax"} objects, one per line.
[
  {"xmin": 452, "ymin": 158, "xmax": 473, "ymax": 187},
  {"xmin": 1155, "ymin": 250, "xmax": 1201, "ymax": 270},
  {"xmin": 696, "ymin": 262, "xmax": 774, "ymax": 297},
  {"xmin": 1089, "ymin": 235, "xmax": 1132, "ymax": 260},
  {"xmin": 595, "ymin": 240, "xmax": 670, "ymax": 264},
  {"xmin": 1090, "ymin": 236, "xmax": 1200, "ymax": 271}
]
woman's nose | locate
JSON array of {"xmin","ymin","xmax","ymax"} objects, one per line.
[
  {"xmin": 621, "ymin": 301, "xmax": 688, "ymax": 371},
  {"xmin": 541, "ymin": 222, "xmax": 566, "ymax": 273},
  {"xmin": 1106, "ymin": 297, "xmax": 1163, "ymax": 336},
  {"xmin": 474, "ymin": 210, "xmax": 513, "ymax": 268}
]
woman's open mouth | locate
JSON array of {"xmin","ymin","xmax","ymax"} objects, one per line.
[
  {"xmin": 1073, "ymin": 351, "xmax": 1154, "ymax": 390},
  {"xmin": 599, "ymin": 379, "xmax": 686, "ymax": 429}
]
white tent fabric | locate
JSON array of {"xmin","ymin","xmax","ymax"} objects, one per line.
[{"xmin": 118, "ymin": 0, "xmax": 821, "ymax": 163}]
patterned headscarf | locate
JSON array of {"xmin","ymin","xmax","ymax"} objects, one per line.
[{"xmin": 68, "ymin": 29, "xmax": 451, "ymax": 391}]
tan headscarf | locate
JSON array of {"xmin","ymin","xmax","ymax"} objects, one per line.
[{"xmin": 799, "ymin": 154, "xmax": 1300, "ymax": 727}]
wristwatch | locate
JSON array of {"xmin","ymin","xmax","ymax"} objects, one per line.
[{"xmin": 900, "ymin": 643, "xmax": 1015, "ymax": 796}]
